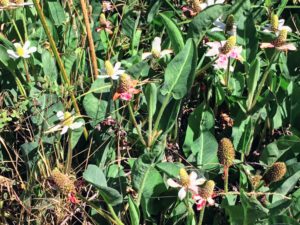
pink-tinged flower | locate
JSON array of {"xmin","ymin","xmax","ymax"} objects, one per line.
[
  {"xmin": 260, "ymin": 29, "xmax": 297, "ymax": 51},
  {"xmin": 167, "ymin": 168, "xmax": 206, "ymax": 200},
  {"xmin": 102, "ymin": 1, "xmax": 113, "ymax": 12},
  {"xmin": 68, "ymin": 192, "xmax": 78, "ymax": 204},
  {"xmin": 192, "ymin": 180, "xmax": 216, "ymax": 210},
  {"xmin": 98, "ymin": 61, "xmax": 125, "ymax": 80},
  {"xmin": 95, "ymin": 13, "xmax": 113, "ymax": 35},
  {"xmin": 206, "ymin": 36, "xmax": 243, "ymax": 71},
  {"xmin": 142, "ymin": 37, "xmax": 172, "ymax": 60},
  {"xmin": 7, "ymin": 41, "xmax": 37, "ymax": 59},
  {"xmin": 113, "ymin": 74, "xmax": 141, "ymax": 101}
]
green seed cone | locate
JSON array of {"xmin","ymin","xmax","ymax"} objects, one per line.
[
  {"xmin": 199, "ymin": 180, "xmax": 215, "ymax": 199},
  {"xmin": 218, "ymin": 138, "xmax": 235, "ymax": 167},
  {"xmin": 270, "ymin": 14, "xmax": 279, "ymax": 32},
  {"xmin": 263, "ymin": 162, "xmax": 286, "ymax": 185},
  {"xmin": 179, "ymin": 168, "xmax": 190, "ymax": 187}
]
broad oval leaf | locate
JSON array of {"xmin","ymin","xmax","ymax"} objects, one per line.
[
  {"xmin": 159, "ymin": 13, "xmax": 184, "ymax": 54},
  {"xmin": 160, "ymin": 39, "xmax": 197, "ymax": 100}
]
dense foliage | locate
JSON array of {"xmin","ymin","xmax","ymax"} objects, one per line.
[{"xmin": 0, "ymin": 0, "xmax": 300, "ymax": 224}]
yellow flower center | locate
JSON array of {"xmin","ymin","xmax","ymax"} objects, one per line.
[
  {"xmin": 151, "ymin": 49, "xmax": 160, "ymax": 58},
  {"xmin": 100, "ymin": 13, "xmax": 107, "ymax": 25},
  {"xmin": 16, "ymin": 46, "xmax": 25, "ymax": 57},
  {"xmin": 273, "ymin": 29, "xmax": 287, "ymax": 46},
  {"xmin": 63, "ymin": 112, "xmax": 74, "ymax": 126},
  {"xmin": 221, "ymin": 36, "xmax": 236, "ymax": 54},
  {"xmin": 105, "ymin": 61, "xmax": 114, "ymax": 76},
  {"xmin": 271, "ymin": 14, "xmax": 279, "ymax": 32},
  {"xmin": 179, "ymin": 168, "xmax": 190, "ymax": 187}
]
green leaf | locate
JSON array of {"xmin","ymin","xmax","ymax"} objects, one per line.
[
  {"xmin": 187, "ymin": 5, "xmax": 229, "ymax": 44},
  {"xmin": 145, "ymin": 83, "xmax": 157, "ymax": 118},
  {"xmin": 159, "ymin": 13, "xmax": 184, "ymax": 54},
  {"xmin": 47, "ymin": 1, "xmax": 66, "ymax": 26},
  {"xmin": 161, "ymin": 39, "xmax": 197, "ymax": 100},
  {"xmin": 70, "ymin": 119, "xmax": 84, "ymax": 149},
  {"xmin": 83, "ymin": 164, "xmax": 107, "ymax": 187},
  {"xmin": 246, "ymin": 58, "xmax": 261, "ymax": 110},
  {"xmin": 42, "ymin": 49, "xmax": 58, "ymax": 82},
  {"xmin": 260, "ymin": 135, "xmax": 300, "ymax": 165},
  {"xmin": 156, "ymin": 162, "xmax": 183, "ymax": 178},
  {"xmin": 129, "ymin": 196, "xmax": 140, "ymax": 225},
  {"xmin": 83, "ymin": 165, "xmax": 123, "ymax": 206}
]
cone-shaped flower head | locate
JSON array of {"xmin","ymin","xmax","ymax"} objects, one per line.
[
  {"xmin": 273, "ymin": 29, "xmax": 287, "ymax": 47},
  {"xmin": 119, "ymin": 73, "xmax": 131, "ymax": 93},
  {"xmin": 221, "ymin": 36, "xmax": 236, "ymax": 54},
  {"xmin": 271, "ymin": 14, "xmax": 279, "ymax": 32},
  {"xmin": 100, "ymin": 13, "xmax": 107, "ymax": 25},
  {"xmin": 0, "ymin": 0, "xmax": 9, "ymax": 6},
  {"xmin": 263, "ymin": 162, "xmax": 286, "ymax": 185},
  {"xmin": 199, "ymin": 180, "xmax": 215, "ymax": 199},
  {"xmin": 225, "ymin": 15, "xmax": 235, "ymax": 33},
  {"xmin": 51, "ymin": 168, "xmax": 76, "ymax": 194},
  {"xmin": 179, "ymin": 168, "xmax": 190, "ymax": 187},
  {"xmin": 218, "ymin": 138, "xmax": 235, "ymax": 167}
]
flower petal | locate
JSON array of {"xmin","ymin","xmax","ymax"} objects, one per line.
[
  {"xmin": 23, "ymin": 41, "xmax": 30, "ymax": 50},
  {"xmin": 178, "ymin": 187, "xmax": 187, "ymax": 200},
  {"xmin": 276, "ymin": 43, "xmax": 297, "ymax": 51},
  {"xmin": 160, "ymin": 49, "xmax": 173, "ymax": 58},
  {"xmin": 70, "ymin": 121, "xmax": 84, "ymax": 130},
  {"xmin": 207, "ymin": 197, "xmax": 215, "ymax": 206},
  {"xmin": 167, "ymin": 179, "xmax": 181, "ymax": 188},
  {"xmin": 152, "ymin": 37, "xmax": 162, "ymax": 53},
  {"xmin": 7, "ymin": 50, "xmax": 19, "ymax": 59},
  {"xmin": 142, "ymin": 52, "xmax": 152, "ymax": 60},
  {"xmin": 27, "ymin": 46, "xmax": 37, "ymax": 54},
  {"xmin": 57, "ymin": 111, "xmax": 65, "ymax": 120},
  {"xmin": 189, "ymin": 171, "xmax": 198, "ymax": 182},
  {"xmin": 260, "ymin": 42, "xmax": 275, "ymax": 49},
  {"xmin": 195, "ymin": 178, "xmax": 206, "ymax": 186},
  {"xmin": 60, "ymin": 126, "xmax": 69, "ymax": 135},
  {"xmin": 114, "ymin": 62, "xmax": 121, "ymax": 71}
]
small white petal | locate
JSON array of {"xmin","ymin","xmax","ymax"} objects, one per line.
[
  {"xmin": 57, "ymin": 111, "xmax": 65, "ymax": 120},
  {"xmin": 160, "ymin": 49, "xmax": 172, "ymax": 58},
  {"xmin": 14, "ymin": 43, "xmax": 22, "ymax": 49},
  {"xmin": 7, "ymin": 50, "xmax": 19, "ymax": 59},
  {"xmin": 167, "ymin": 179, "xmax": 182, "ymax": 188},
  {"xmin": 111, "ymin": 75, "xmax": 121, "ymax": 80},
  {"xmin": 207, "ymin": 197, "xmax": 215, "ymax": 206},
  {"xmin": 278, "ymin": 19, "xmax": 285, "ymax": 27},
  {"xmin": 114, "ymin": 62, "xmax": 121, "ymax": 71},
  {"xmin": 98, "ymin": 75, "xmax": 110, "ymax": 79},
  {"xmin": 195, "ymin": 178, "xmax": 206, "ymax": 185},
  {"xmin": 178, "ymin": 188, "xmax": 187, "ymax": 200},
  {"xmin": 44, "ymin": 124, "xmax": 61, "ymax": 134},
  {"xmin": 199, "ymin": 3, "xmax": 208, "ymax": 9},
  {"xmin": 70, "ymin": 121, "xmax": 84, "ymax": 130},
  {"xmin": 152, "ymin": 37, "xmax": 162, "ymax": 53},
  {"xmin": 23, "ymin": 54, "xmax": 31, "ymax": 59},
  {"xmin": 23, "ymin": 41, "xmax": 30, "ymax": 50},
  {"xmin": 60, "ymin": 126, "xmax": 69, "ymax": 135},
  {"xmin": 142, "ymin": 52, "xmax": 153, "ymax": 60},
  {"xmin": 114, "ymin": 70, "xmax": 125, "ymax": 75},
  {"xmin": 189, "ymin": 171, "xmax": 198, "ymax": 182},
  {"xmin": 27, "ymin": 46, "xmax": 37, "ymax": 54}
]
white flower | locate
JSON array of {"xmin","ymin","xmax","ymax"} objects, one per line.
[
  {"xmin": 211, "ymin": 16, "xmax": 237, "ymax": 36},
  {"xmin": 98, "ymin": 61, "xmax": 125, "ymax": 80},
  {"xmin": 7, "ymin": 41, "xmax": 37, "ymax": 60},
  {"xmin": 263, "ymin": 14, "xmax": 292, "ymax": 35},
  {"xmin": 167, "ymin": 168, "xmax": 206, "ymax": 200},
  {"xmin": 199, "ymin": 0, "xmax": 225, "ymax": 10},
  {"xmin": 142, "ymin": 37, "xmax": 172, "ymax": 60},
  {"xmin": 45, "ymin": 111, "xmax": 84, "ymax": 135}
]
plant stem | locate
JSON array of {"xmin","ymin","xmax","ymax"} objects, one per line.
[
  {"xmin": 128, "ymin": 102, "xmax": 147, "ymax": 146},
  {"xmin": 23, "ymin": 59, "xmax": 30, "ymax": 82},
  {"xmin": 107, "ymin": 204, "xmax": 125, "ymax": 225},
  {"xmin": 80, "ymin": 0, "xmax": 98, "ymax": 80},
  {"xmin": 250, "ymin": 51, "xmax": 278, "ymax": 110},
  {"xmin": 198, "ymin": 206, "xmax": 206, "ymax": 225},
  {"xmin": 224, "ymin": 166, "xmax": 229, "ymax": 193},
  {"xmin": 32, "ymin": 0, "xmax": 88, "ymax": 139},
  {"xmin": 153, "ymin": 92, "xmax": 172, "ymax": 134},
  {"xmin": 195, "ymin": 58, "xmax": 218, "ymax": 78},
  {"xmin": 65, "ymin": 130, "xmax": 72, "ymax": 174}
]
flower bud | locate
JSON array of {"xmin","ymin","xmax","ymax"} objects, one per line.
[
  {"xmin": 0, "ymin": 0, "xmax": 9, "ymax": 6},
  {"xmin": 270, "ymin": 14, "xmax": 279, "ymax": 32},
  {"xmin": 51, "ymin": 168, "xmax": 76, "ymax": 194},
  {"xmin": 263, "ymin": 162, "xmax": 286, "ymax": 185},
  {"xmin": 105, "ymin": 61, "xmax": 114, "ymax": 76},
  {"xmin": 218, "ymin": 138, "xmax": 235, "ymax": 167},
  {"xmin": 273, "ymin": 29, "xmax": 287, "ymax": 46},
  {"xmin": 221, "ymin": 36, "xmax": 236, "ymax": 54},
  {"xmin": 251, "ymin": 175, "xmax": 262, "ymax": 188},
  {"xmin": 199, "ymin": 180, "xmax": 215, "ymax": 199},
  {"xmin": 179, "ymin": 168, "xmax": 190, "ymax": 187}
]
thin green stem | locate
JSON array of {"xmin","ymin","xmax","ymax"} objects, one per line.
[
  {"xmin": 128, "ymin": 103, "xmax": 147, "ymax": 146},
  {"xmin": 148, "ymin": 110, "xmax": 153, "ymax": 147},
  {"xmin": 107, "ymin": 204, "xmax": 125, "ymax": 225},
  {"xmin": 65, "ymin": 130, "xmax": 72, "ymax": 174},
  {"xmin": 198, "ymin": 206, "xmax": 206, "ymax": 225},
  {"xmin": 32, "ymin": 0, "xmax": 88, "ymax": 139},
  {"xmin": 250, "ymin": 51, "xmax": 278, "ymax": 110},
  {"xmin": 195, "ymin": 58, "xmax": 218, "ymax": 78},
  {"xmin": 153, "ymin": 92, "xmax": 172, "ymax": 134}
]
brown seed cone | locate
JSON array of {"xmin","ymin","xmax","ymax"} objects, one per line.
[
  {"xmin": 13, "ymin": 0, "xmax": 24, "ymax": 4},
  {"xmin": 51, "ymin": 168, "xmax": 76, "ymax": 194},
  {"xmin": 220, "ymin": 36, "xmax": 236, "ymax": 54},
  {"xmin": 179, "ymin": 168, "xmax": 190, "ymax": 187},
  {"xmin": 199, "ymin": 180, "xmax": 215, "ymax": 199},
  {"xmin": 218, "ymin": 138, "xmax": 235, "ymax": 167},
  {"xmin": 263, "ymin": 162, "xmax": 286, "ymax": 185},
  {"xmin": 118, "ymin": 73, "xmax": 131, "ymax": 93},
  {"xmin": 272, "ymin": 29, "xmax": 287, "ymax": 47}
]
